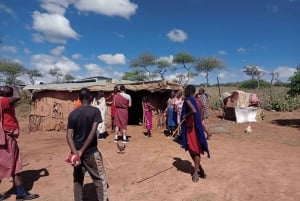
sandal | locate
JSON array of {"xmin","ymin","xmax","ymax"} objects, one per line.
[{"xmin": 16, "ymin": 192, "xmax": 39, "ymax": 201}]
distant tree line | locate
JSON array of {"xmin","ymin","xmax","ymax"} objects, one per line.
[
  {"xmin": 0, "ymin": 59, "xmax": 75, "ymax": 85},
  {"xmin": 123, "ymin": 52, "xmax": 225, "ymax": 87}
]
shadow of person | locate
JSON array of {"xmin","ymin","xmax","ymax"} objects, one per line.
[
  {"xmin": 172, "ymin": 157, "xmax": 193, "ymax": 175},
  {"xmin": 4, "ymin": 168, "xmax": 49, "ymax": 196},
  {"xmin": 82, "ymin": 183, "xmax": 98, "ymax": 201}
]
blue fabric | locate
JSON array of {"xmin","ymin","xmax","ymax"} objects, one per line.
[
  {"xmin": 16, "ymin": 185, "xmax": 26, "ymax": 196},
  {"xmin": 167, "ymin": 105, "xmax": 177, "ymax": 127},
  {"xmin": 180, "ymin": 96, "xmax": 210, "ymax": 158}
]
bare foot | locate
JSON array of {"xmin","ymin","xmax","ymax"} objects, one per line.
[
  {"xmin": 207, "ymin": 133, "xmax": 212, "ymax": 140},
  {"xmin": 192, "ymin": 173, "xmax": 199, "ymax": 182}
]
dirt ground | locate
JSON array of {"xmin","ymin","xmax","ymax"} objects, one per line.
[{"xmin": 1, "ymin": 109, "xmax": 300, "ymax": 201}]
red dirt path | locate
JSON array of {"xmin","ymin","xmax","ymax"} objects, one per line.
[{"xmin": 1, "ymin": 110, "xmax": 300, "ymax": 201}]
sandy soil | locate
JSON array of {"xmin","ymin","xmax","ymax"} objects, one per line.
[{"xmin": 1, "ymin": 110, "xmax": 300, "ymax": 201}]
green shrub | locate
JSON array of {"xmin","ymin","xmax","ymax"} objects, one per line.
[
  {"xmin": 267, "ymin": 95, "xmax": 300, "ymax": 111},
  {"xmin": 239, "ymin": 79, "xmax": 271, "ymax": 89},
  {"xmin": 289, "ymin": 66, "xmax": 300, "ymax": 96}
]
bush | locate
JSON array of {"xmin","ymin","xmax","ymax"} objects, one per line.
[
  {"xmin": 267, "ymin": 95, "xmax": 300, "ymax": 111},
  {"xmin": 239, "ymin": 80, "xmax": 271, "ymax": 89},
  {"xmin": 289, "ymin": 66, "xmax": 300, "ymax": 96}
]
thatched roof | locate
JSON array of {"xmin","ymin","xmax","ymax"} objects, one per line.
[{"xmin": 23, "ymin": 80, "xmax": 183, "ymax": 92}]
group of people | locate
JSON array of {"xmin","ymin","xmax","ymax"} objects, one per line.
[
  {"xmin": 0, "ymin": 83, "xmax": 211, "ymax": 201},
  {"xmin": 68, "ymin": 84, "xmax": 212, "ymax": 200},
  {"xmin": 67, "ymin": 84, "xmax": 132, "ymax": 201},
  {"xmin": 163, "ymin": 88, "xmax": 211, "ymax": 140},
  {"xmin": 142, "ymin": 86, "xmax": 211, "ymax": 183}
]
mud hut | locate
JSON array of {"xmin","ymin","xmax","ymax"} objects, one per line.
[{"xmin": 24, "ymin": 80, "xmax": 183, "ymax": 132}]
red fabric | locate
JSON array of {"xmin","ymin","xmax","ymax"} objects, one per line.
[
  {"xmin": 0, "ymin": 100, "xmax": 5, "ymax": 145},
  {"xmin": 0, "ymin": 135, "xmax": 23, "ymax": 179},
  {"xmin": 111, "ymin": 94, "xmax": 116, "ymax": 117},
  {"xmin": 65, "ymin": 154, "xmax": 80, "ymax": 166},
  {"xmin": 185, "ymin": 103, "xmax": 204, "ymax": 155},
  {"xmin": 114, "ymin": 94, "xmax": 129, "ymax": 130},
  {"xmin": 0, "ymin": 98, "xmax": 23, "ymax": 179},
  {"xmin": 0, "ymin": 98, "xmax": 19, "ymax": 130}
]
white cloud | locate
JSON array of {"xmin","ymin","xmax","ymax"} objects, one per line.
[
  {"xmin": 40, "ymin": 0, "xmax": 72, "ymax": 15},
  {"xmin": 237, "ymin": 47, "xmax": 247, "ymax": 53},
  {"xmin": 112, "ymin": 71, "xmax": 124, "ymax": 78},
  {"xmin": 74, "ymin": 0, "xmax": 138, "ymax": 19},
  {"xmin": 84, "ymin": 63, "xmax": 111, "ymax": 77},
  {"xmin": 72, "ymin": 53, "xmax": 82, "ymax": 60},
  {"xmin": 50, "ymin": 46, "xmax": 65, "ymax": 56},
  {"xmin": 113, "ymin": 32, "xmax": 125, "ymax": 39},
  {"xmin": 32, "ymin": 11, "xmax": 79, "ymax": 44},
  {"xmin": 218, "ymin": 71, "xmax": 236, "ymax": 79},
  {"xmin": 218, "ymin": 50, "xmax": 228, "ymax": 55},
  {"xmin": 274, "ymin": 66, "xmax": 296, "ymax": 78},
  {"xmin": 157, "ymin": 55, "xmax": 174, "ymax": 63},
  {"xmin": 266, "ymin": 4, "xmax": 279, "ymax": 13},
  {"xmin": 167, "ymin": 29, "xmax": 188, "ymax": 42},
  {"xmin": 30, "ymin": 54, "xmax": 80, "ymax": 76},
  {"xmin": 0, "ymin": 45, "xmax": 17, "ymax": 53},
  {"xmin": 24, "ymin": 48, "xmax": 31, "ymax": 54},
  {"xmin": 0, "ymin": 3, "xmax": 16, "ymax": 18},
  {"xmin": 288, "ymin": 0, "xmax": 296, "ymax": 3},
  {"xmin": 98, "ymin": 53, "xmax": 126, "ymax": 65}
]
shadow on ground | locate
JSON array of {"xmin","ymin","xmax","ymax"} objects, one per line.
[
  {"xmin": 271, "ymin": 119, "xmax": 300, "ymax": 130},
  {"xmin": 3, "ymin": 168, "xmax": 49, "ymax": 197},
  {"xmin": 172, "ymin": 157, "xmax": 193, "ymax": 175}
]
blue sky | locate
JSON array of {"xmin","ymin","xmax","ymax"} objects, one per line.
[{"xmin": 0, "ymin": 0, "xmax": 299, "ymax": 84}]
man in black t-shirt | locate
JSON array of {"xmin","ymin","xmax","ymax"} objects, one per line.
[{"xmin": 66, "ymin": 88, "xmax": 108, "ymax": 201}]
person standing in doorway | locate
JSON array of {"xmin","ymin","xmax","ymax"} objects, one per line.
[
  {"xmin": 66, "ymin": 88, "xmax": 108, "ymax": 201},
  {"xmin": 113, "ymin": 85, "xmax": 131, "ymax": 143},
  {"xmin": 164, "ymin": 91, "xmax": 177, "ymax": 136},
  {"xmin": 142, "ymin": 96, "xmax": 156, "ymax": 138},
  {"xmin": 0, "ymin": 85, "xmax": 39, "ymax": 201},
  {"xmin": 92, "ymin": 91, "xmax": 107, "ymax": 140},
  {"xmin": 106, "ymin": 85, "xmax": 119, "ymax": 132}
]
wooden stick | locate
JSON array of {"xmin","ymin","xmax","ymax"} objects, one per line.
[
  {"xmin": 171, "ymin": 119, "xmax": 185, "ymax": 137},
  {"xmin": 136, "ymin": 166, "xmax": 173, "ymax": 183},
  {"xmin": 136, "ymin": 138, "xmax": 171, "ymax": 183}
]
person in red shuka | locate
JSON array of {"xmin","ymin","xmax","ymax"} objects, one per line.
[{"xmin": 0, "ymin": 85, "xmax": 39, "ymax": 200}]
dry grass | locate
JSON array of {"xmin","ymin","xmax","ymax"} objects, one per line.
[{"xmin": 201, "ymin": 86, "xmax": 294, "ymax": 111}]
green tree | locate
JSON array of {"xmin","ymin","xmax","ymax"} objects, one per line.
[
  {"xmin": 289, "ymin": 64, "xmax": 300, "ymax": 96},
  {"xmin": 270, "ymin": 71, "xmax": 279, "ymax": 100},
  {"xmin": 63, "ymin": 73, "xmax": 75, "ymax": 81},
  {"xmin": 0, "ymin": 59, "xmax": 25, "ymax": 85},
  {"xmin": 173, "ymin": 52, "xmax": 197, "ymax": 85},
  {"xmin": 195, "ymin": 57, "xmax": 225, "ymax": 87},
  {"xmin": 242, "ymin": 65, "xmax": 266, "ymax": 89},
  {"xmin": 121, "ymin": 71, "xmax": 145, "ymax": 81},
  {"xmin": 49, "ymin": 67, "xmax": 63, "ymax": 82},
  {"xmin": 130, "ymin": 52, "xmax": 156, "ymax": 81},
  {"xmin": 155, "ymin": 59, "xmax": 172, "ymax": 81},
  {"xmin": 26, "ymin": 68, "xmax": 43, "ymax": 84}
]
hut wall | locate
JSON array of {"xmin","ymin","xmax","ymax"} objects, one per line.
[
  {"xmin": 30, "ymin": 91, "xmax": 77, "ymax": 131},
  {"xmin": 29, "ymin": 89, "xmax": 177, "ymax": 132}
]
